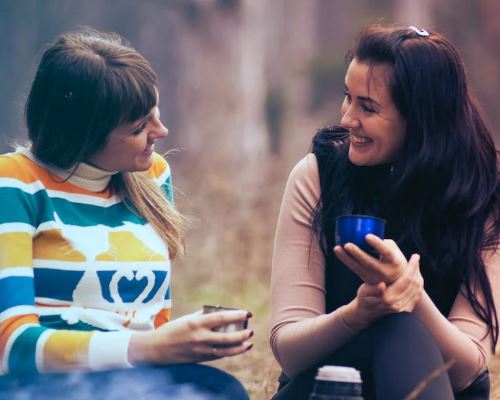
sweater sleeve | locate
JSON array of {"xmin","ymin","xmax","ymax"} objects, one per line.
[
  {"xmin": 414, "ymin": 245, "xmax": 500, "ymax": 392},
  {"xmin": 0, "ymin": 155, "xmax": 132, "ymax": 375},
  {"xmin": 270, "ymin": 153, "xmax": 358, "ymax": 378}
]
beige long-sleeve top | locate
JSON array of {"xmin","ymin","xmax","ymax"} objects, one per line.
[{"xmin": 270, "ymin": 153, "xmax": 500, "ymax": 392}]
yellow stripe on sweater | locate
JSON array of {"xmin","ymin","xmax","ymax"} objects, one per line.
[
  {"xmin": 0, "ymin": 232, "xmax": 32, "ymax": 268},
  {"xmin": 43, "ymin": 330, "xmax": 92, "ymax": 372}
]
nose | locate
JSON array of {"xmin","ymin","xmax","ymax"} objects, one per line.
[
  {"xmin": 340, "ymin": 104, "xmax": 361, "ymax": 130},
  {"xmin": 149, "ymin": 110, "xmax": 169, "ymax": 141},
  {"xmin": 154, "ymin": 121, "xmax": 169, "ymax": 139}
]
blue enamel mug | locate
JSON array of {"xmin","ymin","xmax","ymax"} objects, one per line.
[{"xmin": 335, "ymin": 215, "xmax": 386, "ymax": 255}]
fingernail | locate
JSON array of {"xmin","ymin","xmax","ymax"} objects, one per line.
[
  {"xmin": 246, "ymin": 311, "xmax": 253, "ymax": 318},
  {"xmin": 249, "ymin": 330, "xmax": 254, "ymax": 338},
  {"xmin": 247, "ymin": 343, "xmax": 253, "ymax": 350}
]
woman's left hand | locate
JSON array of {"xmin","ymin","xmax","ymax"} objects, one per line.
[
  {"xmin": 341, "ymin": 252, "xmax": 424, "ymax": 330},
  {"xmin": 334, "ymin": 234, "xmax": 408, "ymax": 285}
]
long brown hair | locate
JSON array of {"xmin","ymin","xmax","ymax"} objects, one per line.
[{"xmin": 25, "ymin": 28, "xmax": 184, "ymax": 258}]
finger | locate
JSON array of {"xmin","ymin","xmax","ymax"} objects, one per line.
[
  {"xmin": 203, "ymin": 341, "xmax": 253, "ymax": 360},
  {"xmin": 205, "ymin": 329, "xmax": 254, "ymax": 347},
  {"xmin": 334, "ymin": 246, "xmax": 377, "ymax": 283},
  {"xmin": 382, "ymin": 269, "xmax": 423, "ymax": 309},
  {"xmin": 358, "ymin": 282, "xmax": 385, "ymax": 297},
  {"xmin": 408, "ymin": 253, "xmax": 421, "ymax": 270},
  {"xmin": 334, "ymin": 245, "xmax": 363, "ymax": 268},
  {"xmin": 200, "ymin": 310, "xmax": 251, "ymax": 329},
  {"xmin": 342, "ymin": 242, "xmax": 381, "ymax": 270},
  {"xmin": 364, "ymin": 235, "xmax": 403, "ymax": 261}
]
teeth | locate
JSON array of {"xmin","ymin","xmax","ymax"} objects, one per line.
[{"xmin": 351, "ymin": 134, "xmax": 371, "ymax": 144}]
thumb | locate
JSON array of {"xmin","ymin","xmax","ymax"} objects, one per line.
[{"xmin": 408, "ymin": 253, "xmax": 421, "ymax": 270}]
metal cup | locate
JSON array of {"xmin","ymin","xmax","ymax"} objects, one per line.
[
  {"xmin": 335, "ymin": 215, "xmax": 386, "ymax": 256},
  {"xmin": 202, "ymin": 305, "xmax": 248, "ymax": 332}
]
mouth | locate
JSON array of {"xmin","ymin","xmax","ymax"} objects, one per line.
[
  {"xmin": 143, "ymin": 144, "xmax": 154, "ymax": 156},
  {"xmin": 350, "ymin": 133, "xmax": 373, "ymax": 145}
]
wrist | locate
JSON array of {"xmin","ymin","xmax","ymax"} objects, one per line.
[
  {"xmin": 128, "ymin": 332, "xmax": 155, "ymax": 365},
  {"xmin": 340, "ymin": 301, "xmax": 368, "ymax": 332}
]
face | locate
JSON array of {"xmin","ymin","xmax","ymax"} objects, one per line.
[
  {"xmin": 341, "ymin": 58, "xmax": 406, "ymax": 166},
  {"xmin": 88, "ymin": 102, "xmax": 168, "ymax": 172}
]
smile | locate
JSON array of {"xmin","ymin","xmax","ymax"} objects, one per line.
[
  {"xmin": 143, "ymin": 144, "xmax": 154, "ymax": 156},
  {"xmin": 350, "ymin": 134, "xmax": 372, "ymax": 145}
]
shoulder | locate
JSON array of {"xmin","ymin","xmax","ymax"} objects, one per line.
[
  {"xmin": 0, "ymin": 151, "xmax": 40, "ymax": 184},
  {"xmin": 285, "ymin": 153, "xmax": 321, "ymax": 208},
  {"xmin": 289, "ymin": 153, "xmax": 319, "ymax": 183},
  {"xmin": 146, "ymin": 153, "xmax": 171, "ymax": 185}
]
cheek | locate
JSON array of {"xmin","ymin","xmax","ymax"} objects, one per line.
[{"xmin": 386, "ymin": 124, "xmax": 406, "ymax": 159}]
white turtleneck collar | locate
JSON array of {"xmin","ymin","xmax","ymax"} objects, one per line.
[{"xmin": 17, "ymin": 147, "xmax": 118, "ymax": 192}]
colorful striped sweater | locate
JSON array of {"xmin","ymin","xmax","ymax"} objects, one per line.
[{"xmin": 0, "ymin": 149, "xmax": 173, "ymax": 375}]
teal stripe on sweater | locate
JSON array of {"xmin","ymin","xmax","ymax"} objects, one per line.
[
  {"xmin": 8, "ymin": 326, "xmax": 47, "ymax": 374},
  {"xmin": 39, "ymin": 315, "xmax": 106, "ymax": 332},
  {"xmin": 162, "ymin": 175, "xmax": 174, "ymax": 203},
  {"xmin": 0, "ymin": 187, "xmax": 146, "ymax": 227},
  {"xmin": 0, "ymin": 183, "xmax": 174, "ymax": 227}
]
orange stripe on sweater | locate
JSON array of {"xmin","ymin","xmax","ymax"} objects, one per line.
[
  {"xmin": 154, "ymin": 308, "xmax": 171, "ymax": 328},
  {"xmin": 1, "ymin": 153, "xmax": 168, "ymax": 194},
  {"xmin": 0, "ymin": 314, "xmax": 39, "ymax": 360},
  {"xmin": 0, "ymin": 154, "xmax": 112, "ymax": 197}
]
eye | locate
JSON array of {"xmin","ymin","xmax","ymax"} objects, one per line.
[
  {"xmin": 343, "ymin": 91, "xmax": 352, "ymax": 102},
  {"xmin": 361, "ymin": 104, "xmax": 376, "ymax": 113},
  {"xmin": 131, "ymin": 120, "xmax": 148, "ymax": 136}
]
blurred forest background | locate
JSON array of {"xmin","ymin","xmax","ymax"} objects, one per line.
[{"xmin": 1, "ymin": 1, "xmax": 500, "ymax": 398}]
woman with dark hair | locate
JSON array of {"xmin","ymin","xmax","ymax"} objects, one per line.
[
  {"xmin": 271, "ymin": 25, "xmax": 500, "ymax": 400},
  {"xmin": 0, "ymin": 29, "xmax": 252, "ymax": 399}
]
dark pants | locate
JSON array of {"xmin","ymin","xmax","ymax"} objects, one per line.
[
  {"xmin": 273, "ymin": 313, "xmax": 488, "ymax": 400},
  {"xmin": 0, "ymin": 364, "xmax": 249, "ymax": 400}
]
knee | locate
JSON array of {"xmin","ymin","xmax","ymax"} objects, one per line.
[{"xmin": 371, "ymin": 313, "xmax": 438, "ymax": 350}]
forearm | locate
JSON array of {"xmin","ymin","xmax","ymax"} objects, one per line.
[
  {"xmin": 413, "ymin": 292, "xmax": 489, "ymax": 391},
  {"xmin": 270, "ymin": 305, "xmax": 357, "ymax": 377},
  {"xmin": 1, "ymin": 319, "xmax": 133, "ymax": 374}
]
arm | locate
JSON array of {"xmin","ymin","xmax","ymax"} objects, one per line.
[
  {"xmin": 270, "ymin": 154, "xmax": 358, "ymax": 378},
  {"xmin": 413, "ymin": 246, "xmax": 500, "ymax": 391},
  {"xmin": 0, "ymin": 153, "xmax": 252, "ymax": 374},
  {"xmin": 0, "ymin": 155, "xmax": 133, "ymax": 374},
  {"xmin": 335, "ymin": 227, "xmax": 500, "ymax": 391}
]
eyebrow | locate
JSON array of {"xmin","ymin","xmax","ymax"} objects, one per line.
[
  {"xmin": 344, "ymin": 83, "xmax": 381, "ymax": 108},
  {"xmin": 128, "ymin": 114, "xmax": 150, "ymax": 133}
]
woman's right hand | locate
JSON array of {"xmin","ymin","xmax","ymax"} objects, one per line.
[
  {"xmin": 340, "ymin": 253, "xmax": 423, "ymax": 331},
  {"xmin": 128, "ymin": 310, "xmax": 253, "ymax": 365}
]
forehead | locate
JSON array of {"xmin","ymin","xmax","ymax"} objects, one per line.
[{"xmin": 345, "ymin": 58, "xmax": 393, "ymax": 98}]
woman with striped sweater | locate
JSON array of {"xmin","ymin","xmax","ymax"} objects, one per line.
[{"xmin": 0, "ymin": 28, "xmax": 252, "ymax": 399}]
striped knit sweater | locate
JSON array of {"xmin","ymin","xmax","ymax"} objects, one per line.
[{"xmin": 0, "ymin": 149, "xmax": 173, "ymax": 375}]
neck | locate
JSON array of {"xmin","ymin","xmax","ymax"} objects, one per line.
[{"xmin": 18, "ymin": 147, "xmax": 118, "ymax": 192}]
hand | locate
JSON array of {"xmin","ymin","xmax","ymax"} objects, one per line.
[
  {"xmin": 341, "ymin": 253, "xmax": 424, "ymax": 331},
  {"xmin": 334, "ymin": 234, "xmax": 408, "ymax": 284},
  {"xmin": 128, "ymin": 310, "xmax": 253, "ymax": 365}
]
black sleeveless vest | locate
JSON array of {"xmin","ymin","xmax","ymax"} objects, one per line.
[{"xmin": 311, "ymin": 127, "xmax": 459, "ymax": 316}]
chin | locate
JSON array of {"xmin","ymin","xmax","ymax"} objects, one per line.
[
  {"xmin": 132, "ymin": 154, "xmax": 154, "ymax": 172},
  {"xmin": 348, "ymin": 149, "xmax": 385, "ymax": 167}
]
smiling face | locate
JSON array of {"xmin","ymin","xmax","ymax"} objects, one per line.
[
  {"xmin": 88, "ymin": 103, "xmax": 168, "ymax": 172},
  {"xmin": 341, "ymin": 58, "xmax": 406, "ymax": 166}
]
